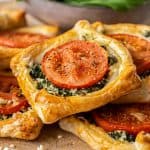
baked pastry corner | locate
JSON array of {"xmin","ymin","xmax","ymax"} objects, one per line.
[
  {"xmin": 0, "ymin": 8, "xmax": 26, "ymax": 31},
  {"xmin": 11, "ymin": 20, "xmax": 141, "ymax": 124}
]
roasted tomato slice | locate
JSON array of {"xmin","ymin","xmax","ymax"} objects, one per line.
[
  {"xmin": 109, "ymin": 34, "xmax": 150, "ymax": 74},
  {"xmin": 0, "ymin": 32, "xmax": 48, "ymax": 48},
  {"xmin": 0, "ymin": 75, "xmax": 18, "ymax": 92},
  {"xmin": 0, "ymin": 92, "xmax": 28, "ymax": 115},
  {"xmin": 0, "ymin": 75, "xmax": 28, "ymax": 115},
  {"xmin": 42, "ymin": 40, "xmax": 108, "ymax": 89},
  {"xmin": 93, "ymin": 103, "xmax": 150, "ymax": 135}
]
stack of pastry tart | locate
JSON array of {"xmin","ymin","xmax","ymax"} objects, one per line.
[
  {"xmin": 0, "ymin": 7, "xmax": 150, "ymax": 150},
  {"xmin": 59, "ymin": 23, "xmax": 150, "ymax": 149},
  {"xmin": 0, "ymin": 8, "xmax": 58, "ymax": 140},
  {"xmin": 11, "ymin": 20, "xmax": 140, "ymax": 124}
]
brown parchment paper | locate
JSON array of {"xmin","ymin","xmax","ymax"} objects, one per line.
[{"xmin": 0, "ymin": 124, "xmax": 91, "ymax": 150}]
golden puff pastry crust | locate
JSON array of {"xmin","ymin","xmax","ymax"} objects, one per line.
[
  {"xmin": 115, "ymin": 76, "xmax": 150, "ymax": 104},
  {"xmin": 0, "ymin": 24, "xmax": 59, "ymax": 70},
  {"xmin": 14, "ymin": 25, "xmax": 59, "ymax": 37},
  {"xmin": 11, "ymin": 20, "xmax": 140, "ymax": 124},
  {"xmin": 0, "ymin": 9, "xmax": 26, "ymax": 31},
  {"xmin": 92, "ymin": 22, "xmax": 150, "ymax": 39},
  {"xmin": 0, "ymin": 70, "xmax": 43, "ymax": 140},
  {"xmin": 93, "ymin": 22, "xmax": 150, "ymax": 103},
  {"xmin": 0, "ymin": 109, "xmax": 43, "ymax": 140},
  {"xmin": 59, "ymin": 116, "xmax": 150, "ymax": 150}
]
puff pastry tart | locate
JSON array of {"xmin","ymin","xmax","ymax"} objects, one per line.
[
  {"xmin": 59, "ymin": 103, "xmax": 150, "ymax": 150},
  {"xmin": 11, "ymin": 20, "xmax": 140, "ymax": 124},
  {"xmin": 93, "ymin": 22, "xmax": 150, "ymax": 103},
  {"xmin": 0, "ymin": 70, "xmax": 42, "ymax": 140},
  {"xmin": 0, "ymin": 24, "xmax": 59, "ymax": 70},
  {"xmin": 0, "ymin": 9, "xmax": 26, "ymax": 31}
]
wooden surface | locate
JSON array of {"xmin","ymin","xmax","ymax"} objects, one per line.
[{"xmin": 0, "ymin": 124, "xmax": 91, "ymax": 150}]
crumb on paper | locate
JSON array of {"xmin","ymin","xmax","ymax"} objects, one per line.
[
  {"xmin": 3, "ymin": 147, "xmax": 9, "ymax": 150},
  {"xmin": 9, "ymin": 144, "xmax": 15, "ymax": 149},
  {"xmin": 1, "ymin": 144, "xmax": 16, "ymax": 150},
  {"xmin": 37, "ymin": 144, "xmax": 44, "ymax": 150},
  {"xmin": 57, "ymin": 135, "xmax": 63, "ymax": 139}
]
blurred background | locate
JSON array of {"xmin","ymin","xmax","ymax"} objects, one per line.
[{"xmin": 0, "ymin": 0, "xmax": 150, "ymax": 30}]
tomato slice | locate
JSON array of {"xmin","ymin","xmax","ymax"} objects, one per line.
[
  {"xmin": 0, "ymin": 92, "xmax": 28, "ymax": 115},
  {"xmin": 93, "ymin": 104, "xmax": 150, "ymax": 135},
  {"xmin": 0, "ymin": 75, "xmax": 18, "ymax": 92},
  {"xmin": 42, "ymin": 40, "xmax": 108, "ymax": 89},
  {"xmin": 0, "ymin": 32, "xmax": 48, "ymax": 48},
  {"xmin": 109, "ymin": 34, "xmax": 150, "ymax": 75},
  {"xmin": 0, "ymin": 75, "xmax": 28, "ymax": 115}
]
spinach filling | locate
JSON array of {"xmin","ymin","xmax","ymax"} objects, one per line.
[
  {"xmin": 78, "ymin": 114, "xmax": 135, "ymax": 143},
  {"xmin": 108, "ymin": 55, "xmax": 118, "ymax": 66},
  {"xmin": 0, "ymin": 114, "xmax": 12, "ymax": 121},
  {"xmin": 140, "ymin": 70, "xmax": 150, "ymax": 78},
  {"xmin": 30, "ymin": 55, "xmax": 117, "ymax": 96},
  {"xmin": 30, "ymin": 64, "xmax": 108, "ymax": 96},
  {"xmin": 108, "ymin": 130, "xmax": 135, "ymax": 142},
  {"xmin": 0, "ymin": 106, "xmax": 30, "ymax": 121},
  {"xmin": 144, "ymin": 31, "xmax": 150, "ymax": 38}
]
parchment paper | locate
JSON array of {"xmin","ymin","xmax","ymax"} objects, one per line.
[{"xmin": 0, "ymin": 124, "xmax": 91, "ymax": 150}]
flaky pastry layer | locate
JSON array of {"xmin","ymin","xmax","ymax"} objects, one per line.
[
  {"xmin": 59, "ymin": 116, "xmax": 150, "ymax": 150},
  {"xmin": 93, "ymin": 22, "xmax": 150, "ymax": 103},
  {"xmin": 0, "ymin": 109, "xmax": 42, "ymax": 140},
  {"xmin": 11, "ymin": 20, "xmax": 140, "ymax": 123},
  {"xmin": 0, "ymin": 24, "xmax": 59, "ymax": 70},
  {"xmin": 0, "ymin": 8, "xmax": 26, "ymax": 31}
]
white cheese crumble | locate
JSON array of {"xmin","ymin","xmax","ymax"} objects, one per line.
[
  {"xmin": 57, "ymin": 135, "xmax": 63, "ymax": 139},
  {"xmin": 9, "ymin": 144, "xmax": 15, "ymax": 149},
  {"xmin": 130, "ymin": 112, "xmax": 146, "ymax": 122},
  {"xmin": 37, "ymin": 145, "xmax": 44, "ymax": 150},
  {"xmin": 3, "ymin": 147, "xmax": 9, "ymax": 150},
  {"xmin": 0, "ymin": 98, "xmax": 8, "ymax": 105},
  {"xmin": 0, "ymin": 144, "xmax": 16, "ymax": 150}
]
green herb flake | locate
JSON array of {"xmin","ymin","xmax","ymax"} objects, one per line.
[
  {"xmin": 108, "ymin": 130, "xmax": 135, "ymax": 142},
  {"xmin": 0, "ymin": 114, "xmax": 12, "ymax": 120},
  {"xmin": 108, "ymin": 55, "xmax": 118, "ymax": 65},
  {"xmin": 144, "ymin": 31, "xmax": 150, "ymax": 38}
]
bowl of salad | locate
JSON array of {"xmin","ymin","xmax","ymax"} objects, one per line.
[{"xmin": 25, "ymin": 0, "xmax": 150, "ymax": 30}]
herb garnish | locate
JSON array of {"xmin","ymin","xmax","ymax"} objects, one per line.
[
  {"xmin": 62, "ymin": 0, "xmax": 146, "ymax": 11},
  {"xmin": 108, "ymin": 55, "xmax": 118, "ymax": 66},
  {"xmin": 144, "ymin": 31, "xmax": 150, "ymax": 38},
  {"xmin": 17, "ymin": 0, "xmax": 147, "ymax": 11},
  {"xmin": 108, "ymin": 130, "xmax": 135, "ymax": 142}
]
